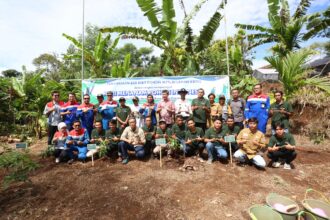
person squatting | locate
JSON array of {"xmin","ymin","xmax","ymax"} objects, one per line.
[{"xmin": 45, "ymin": 85, "xmax": 296, "ymax": 169}]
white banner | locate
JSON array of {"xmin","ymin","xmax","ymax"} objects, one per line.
[{"xmin": 82, "ymin": 76, "xmax": 230, "ymax": 105}]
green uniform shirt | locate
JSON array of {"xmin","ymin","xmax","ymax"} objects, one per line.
[
  {"xmin": 268, "ymin": 133, "xmax": 295, "ymax": 148},
  {"xmin": 95, "ymin": 103, "xmax": 103, "ymax": 121},
  {"xmin": 105, "ymin": 128, "xmax": 121, "ymax": 146},
  {"xmin": 142, "ymin": 125, "xmax": 156, "ymax": 141},
  {"xmin": 156, "ymin": 127, "xmax": 172, "ymax": 138},
  {"xmin": 221, "ymin": 124, "xmax": 241, "ymax": 136},
  {"xmin": 91, "ymin": 128, "xmax": 106, "ymax": 145},
  {"xmin": 185, "ymin": 127, "xmax": 204, "ymax": 145},
  {"xmin": 172, "ymin": 124, "xmax": 186, "ymax": 139},
  {"xmin": 191, "ymin": 97, "xmax": 210, "ymax": 123},
  {"xmin": 270, "ymin": 101, "xmax": 293, "ymax": 129},
  {"xmin": 205, "ymin": 127, "xmax": 224, "ymax": 145},
  {"xmin": 115, "ymin": 106, "xmax": 131, "ymax": 126}
]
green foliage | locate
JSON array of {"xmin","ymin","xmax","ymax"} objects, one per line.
[
  {"xmin": 111, "ymin": 54, "xmax": 139, "ymax": 78},
  {"xmin": 1, "ymin": 69, "xmax": 22, "ymax": 78},
  {"xmin": 0, "ymin": 146, "xmax": 39, "ymax": 189},
  {"xmin": 231, "ymin": 76, "xmax": 259, "ymax": 99},
  {"xmin": 40, "ymin": 145, "xmax": 55, "ymax": 158},
  {"xmin": 168, "ymin": 137, "xmax": 181, "ymax": 151},
  {"xmin": 265, "ymin": 49, "xmax": 330, "ymax": 97},
  {"xmin": 235, "ymin": 0, "xmax": 328, "ymax": 57},
  {"xmin": 98, "ymin": 140, "xmax": 108, "ymax": 158}
]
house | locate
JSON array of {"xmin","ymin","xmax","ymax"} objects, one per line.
[
  {"xmin": 252, "ymin": 68, "xmax": 279, "ymax": 81},
  {"xmin": 306, "ymin": 55, "xmax": 330, "ymax": 76}
]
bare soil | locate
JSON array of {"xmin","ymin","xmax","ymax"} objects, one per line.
[{"xmin": 0, "ymin": 136, "xmax": 330, "ymax": 220}]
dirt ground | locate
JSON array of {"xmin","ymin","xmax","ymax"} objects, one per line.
[{"xmin": 0, "ymin": 135, "xmax": 330, "ymax": 220}]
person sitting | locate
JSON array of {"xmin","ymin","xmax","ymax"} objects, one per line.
[
  {"xmin": 118, "ymin": 117, "xmax": 146, "ymax": 164},
  {"xmin": 52, "ymin": 122, "xmax": 69, "ymax": 163},
  {"xmin": 142, "ymin": 116, "xmax": 156, "ymax": 156},
  {"xmin": 153, "ymin": 119, "xmax": 173, "ymax": 159},
  {"xmin": 67, "ymin": 120, "xmax": 90, "ymax": 164},
  {"xmin": 171, "ymin": 115, "xmax": 187, "ymax": 155},
  {"xmin": 105, "ymin": 119, "xmax": 122, "ymax": 159},
  {"xmin": 86, "ymin": 121, "xmax": 105, "ymax": 159},
  {"xmin": 234, "ymin": 117, "xmax": 267, "ymax": 169},
  {"xmin": 221, "ymin": 116, "xmax": 241, "ymax": 152},
  {"xmin": 267, "ymin": 123, "xmax": 297, "ymax": 170},
  {"xmin": 205, "ymin": 118, "xmax": 226, "ymax": 164},
  {"xmin": 185, "ymin": 119, "xmax": 205, "ymax": 161}
]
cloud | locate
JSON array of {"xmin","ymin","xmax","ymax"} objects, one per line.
[{"xmin": 0, "ymin": 0, "xmax": 328, "ymax": 71}]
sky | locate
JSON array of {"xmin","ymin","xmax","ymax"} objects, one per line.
[{"xmin": 0, "ymin": 0, "xmax": 329, "ymax": 73}]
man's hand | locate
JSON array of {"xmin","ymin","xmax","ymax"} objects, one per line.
[
  {"xmin": 172, "ymin": 134, "xmax": 177, "ymax": 139},
  {"xmin": 252, "ymin": 140, "xmax": 260, "ymax": 146},
  {"xmin": 83, "ymin": 109, "xmax": 88, "ymax": 113},
  {"xmin": 90, "ymin": 139, "xmax": 95, "ymax": 143},
  {"xmin": 77, "ymin": 141, "xmax": 83, "ymax": 146},
  {"xmin": 112, "ymin": 136, "xmax": 119, "ymax": 142},
  {"xmin": 238, "ymin": 139, "xmax": 247, "ymax": 145},
  {"xmin": 280, "ymin": 108, "xmax": 286, "ymax": 114},
  {"xmin": 285, "ymin": 142, "xmax": 294, "ymax": 150},
  {"xmin": 186, "ymin": 139, "xmax": 192, "ymax": 145},
  {"xmin": 67, "ymin": 140, "xmax": 74, "ymax": 145}
]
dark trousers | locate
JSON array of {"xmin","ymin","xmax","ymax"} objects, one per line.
[
  {"xmin": 144, "ymin": 140, "xmax": 155, "ymax": 155},
  {"xmin": 195, "ymin": 122, "xmax": 206, "ymax": 132},
  {"xmin": 54, "ymin": 149, "xmax": 69, "ymax": 162},
  {"xmin": 185, "ymin": 142, "xmax": 204, "ymax": 156},
  {"xmin": 118, "ymin": 141, "xmax": 145, "ymax": 159},
  {"xmin": 47, "ymin": 125, "xmax": 58, "ymax": 145},
  {"xmin": 267, "ymin": 150, "xmax": 297, "ymax": 164}
]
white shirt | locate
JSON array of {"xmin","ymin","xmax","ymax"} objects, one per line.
[
  {"xmin": 129, "ymin": 104, "xmax": 144, "ymax": 127},
  {"xmin": 174, "ymin": 99, "xmax": 192, "ymax": 117}
]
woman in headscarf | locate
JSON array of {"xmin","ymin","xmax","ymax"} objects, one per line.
[
  {"xmin": 140, "ymin": 94, "xmax": 157, "ymax": 126},
  {"xmin": 52, "ymin": 122, "xmax": 69, "ymax": 163}
]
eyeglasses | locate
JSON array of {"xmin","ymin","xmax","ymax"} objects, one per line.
[
  {"xmin": 84, "ymin": 98, "xmax": 90, "ymax": 100},
  {"xmin": 53, "ymin": 95, "xmax": 59, "ymax": 97},
  {"xmin": 73, "ymin": 124, "xmax": 80, "ymax": 127},
  {"xmin": 107, "ymin": 94, "xmax": 113, "ymax": 96}
]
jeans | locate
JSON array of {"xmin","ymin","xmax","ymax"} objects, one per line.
[
  {"xmin": 178, "ymin": 138, "xmax": 186, "ymax": 153},
  {"xmin": 185, "ymin": 142, "xmax": 204, "ymax": 156},
  {"xmin": 68, "ymin": 145, "xmax": 88, "ymax": 160},
  {"xmin": 119, "ymin": 141, "xmax": 145, "ymax": 159},
  {"xmin": 267, "ymin": 150, "xmax": 297, "ymax": 164},
  {"xmin": 144, "ymin": 140, "xmax": 155, "ymax": 155},
  {"xmin": 47, "ymin": 125, "xmax": 58, "ymax": 145},
  {"xmin": 206, "ymin": 142, "xmax": 228, "ymax": 160},
  {"xmin": 233, "ymin": 149, "xmax": 266, "ymax": 168}
]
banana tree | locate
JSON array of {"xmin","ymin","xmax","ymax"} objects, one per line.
[
  {"xmin": 63, "ymin": 32, "xmax": 120, "ymax": 78},
  {"xmin": 235, "ymin": 0, "xmax": 328, "ymax": 57},
  {"xmin": 265, "ymin": 49, "xmax": 330, "ymax": 98},
  {"xmin": 101, "ymin": 0, "xmax": 223, "ymax": 75},
  {"xmin": 111, "ymin": 54, "xmax": 139, "ymax": 78}
]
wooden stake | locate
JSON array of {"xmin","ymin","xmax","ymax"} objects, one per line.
[
  {"xmin": 160, "ymin": 145, "xmax": 162, "ymax": 168},
  {"xmin": 229, "ymin": 142, "xmax": 233, "ymax": 165},
  {"xmin": 92, "ymin": 154, "xmax": 94, "ymax": 167}
]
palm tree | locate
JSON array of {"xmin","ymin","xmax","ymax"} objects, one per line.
[
  {"xmin": 235, "ymin": 0, "xmax": 328, "ymax": 57},
  {"xmin": 100, "ymin": 0, "xmax": 223, "ymax": 75},
  {"xmin": 265, "ymin": 49, "xmax": 330, "ymax": 97},
  {"xmin": 304, "ymin": 6, "xmax": 330, "ymax": 40}
]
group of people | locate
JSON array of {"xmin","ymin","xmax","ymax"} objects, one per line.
[{"xmin": 44, "ymin": 83, "xmax": 297, "ymax": 169}]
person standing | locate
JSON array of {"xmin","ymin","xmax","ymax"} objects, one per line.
[
  {"xmin": 244, "ymin": 84, "xmax": 270, "ymax": 133},
  {"xmin": 174, "ymin": 88, "xmax": 191, "ymax": 121},
  {"xmin": 191, "ymin": 88, "xmax": 210, "ymax": 132},
  {"xmin": 269, "ymin": 91, "xmax": 293, "ymax": 134},
  {"xmin": 218, "ymin": 95, "xmax": 232, "ymax": 122},
  {"xmin": 140, "ymin": 94, "xmax": 158, "ymax": 126},
  {"xmin": 61, "ymin": 92, "xmax": 80, "ymax": 130},
  {"xmin": 234, "ymin": 118, "xmax": 267, "ymax": 169},
  {"xmin": 76, "ymin": 94, "xmax": 95, "ymax": 137},
  {"xmin": 43, "ymin": 91, "xmax": 64, "ymax": 145},
  {"xmin": 94, "ymin": 93, "xmax": 104, "ymax": 125},
  {"xmin": 228, "ymin": 89, "xmax": 245, "ymax": 129},
  {"xmin": 116, "ymin": 97, "xmax": 131, "ymax": 129},
  {"xmin": 157, "ymin": 90, "xmax": 175, "ymax": 128},
  {"xmin": 100, "ymin": 91, "xmax": 118, "ymax": 130},
  {"xmin": 118, "ymin": 117, "xmax": 146, "ymax": 164},
  {"xmin": 207, "ymin": 93, "xmax": 221, "ymax": 128},
  {"xmin": 130, "ymin": 96, "xmax": 144, "ymax": 127}
]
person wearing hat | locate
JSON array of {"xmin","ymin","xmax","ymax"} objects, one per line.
[
  {"xmin": 52, "ymin": 122, "xmax": 69, "ymax": 163},
  {"xmin": 99, "ymin": 91, "xmax": 118, "ymax": 130},
  {"xmin": 175, "ymin": 88, "xmax": 191, "ymax": 121},
  {"xmin": 153, "ymin": 119, "xmax": 173, "ymax": 159},
  {"xmin": 157, "ymin": 90, "xmax": 175, "ymax": 128},
  {"xmin": 116, "ymin": 97, "xmax": 131, "ymax": 129},
  {"xmin": 94, "ymin": 93, "xmax": 104, "ymax": 125},
  {"xmin": 219, "ymin": 94, "xmax": 232, "ymax": 122},
  {"xmin": 130, "ymin": 96, "xmax": 144, "ymax": 128}
]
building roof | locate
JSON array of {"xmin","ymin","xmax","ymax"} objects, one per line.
[
  {"xmin": 254, "ymin": 68, "xmax": 278, "ymax": 74},
  {"xmin": 307, "ymin": 56, "xmax": 330, "ymax": 68}
]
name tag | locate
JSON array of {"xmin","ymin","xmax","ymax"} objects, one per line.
[
  {"xmin": 87, "ymin": 144, "xmax": 97, "ymax": 150},
  {"xmin": 16, "ymin": 142, "xmax": 28, "ymax": 149},
  {"xmin": 224, "ymin": 135, "xmax": 236, "ymax": 143},
  {"xmin": 156, "ymin": 138, "xmax": 166, "ymax": 145}
]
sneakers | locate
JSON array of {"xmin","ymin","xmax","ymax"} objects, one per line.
[
  {"xmin": 67, "ymin": 159, "xmax": 74, "ymax": 165},
  {"xmin": 122, "ymin": 158, "xmax": 129, "ymax": 164},
  {"xmin": 55, "ymin": 158, "xmax": 60, "ymax": 163},
  {"xmin": 272, "ymin": 161, "xmax": 281, "ymax": 168},
  {"xmin": 117, "ymin": 157, "xmax": 123, "ymax": 162},
  {"xmin": 197, "ymin": 157, "xmax": 205, "ymax": 163},
  {"xmin": 283, "ymin": 163, "xmax": 292, "ymax": 170},
  {"xmin": 207, "ymin": 158, "xmax": 213, "ymax": 165}
]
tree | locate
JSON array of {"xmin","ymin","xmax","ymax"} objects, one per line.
[
  {"xmin": 1, "ymin": 69, "xmax": 22, "ymax": 78},
  {"xmin": 265, "ymin": 49, "xmax": 330, "ymax": 97},
  {"xmin": 304, "ymin": 6, "xmax": 330, "ymax": 40},
  {"xmin": 33, "ymin": 53, "xmax": 62, "ymax": 81},
  {"xmin": 101, "ymin": 0, "xmax": 224, "ymax": 75},
  {"xmin": 235, "ymin": 0, "xmax": 329, "ymax": 57}
]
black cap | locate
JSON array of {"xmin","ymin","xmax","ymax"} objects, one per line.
[
  {"xmin": 219, "ymin": 95, "xmax": 226, "ymax": 99},
  {"xmin": 96, "ymin": 93, "xmax": 104, "ymax": 97},
  {"xmin": 107, "ymin": 91, "xmax": 113, "ymax": 95},
  {"xmin": 132, "ymin": 96, "xmax": 139, "ymax": 101},
  {"xmin": 178, "ymin": 88, "xmax": 188, "ymax": 94},
  {"xmin": 119, "ymin": 97, "xmax": 126, "ymax": 101}
]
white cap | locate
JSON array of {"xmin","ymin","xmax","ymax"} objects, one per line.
[{"xmin": 58, "ymin": 122, "xmax": 67, "ymax": 130}]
